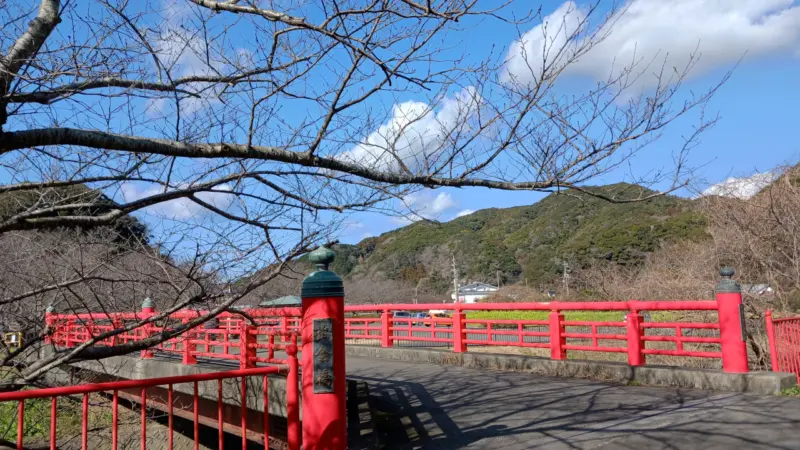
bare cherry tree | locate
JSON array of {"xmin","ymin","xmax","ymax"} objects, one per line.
[
  {"xmin": 0, "ymin": 0, "xmax": 724, "ymax": 385},
  {"xmin": 701, "ymin": 165, "xmax": 800, "ymax": 314}
]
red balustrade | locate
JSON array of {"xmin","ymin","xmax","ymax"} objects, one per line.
[
  {"xmin": 47, "ymin": 299, "xmax": 746, "ymax": 373},
  {"xmin": 766, "ymin": 311, "xmax": 800, "ymax": 382},
  {"xmin": 47, "ymin": 289, "xmax": 752, "ymax": 383},
  {"xmin": 37, "ymin": 255, "xmax": 763, "ymax": 450},
  {"xmin": 48, "ymin": 307, "xmax": 302, "ymax": 369},
  {"xmin": 344, "ymin": 297, "xmax": 745, "ymax": 371},
  {"xmin": 0, "ymin": 366, "xmax": 299, "ymax": 450}
]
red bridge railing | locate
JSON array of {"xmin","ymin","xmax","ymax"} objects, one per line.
[
  {"xmin": 46, "ymin": 292, "xmax": 749, "ymax": 374},
  {"xmin": 0, "ymin": 366, "xmax": 299, "ymax": 450},
  {"xmin": 36, "ymin": 256, "xmax": 759, "ymax": 450},
  {"xmin": 47, "ymin": 307, "xmax": 302, "ymax": 369},
  {"xmin": 344, "ymin": 298, "xmax": 747, "ymax": 371},
  {"xmin": 42, "ymin": 245, "xmax": 357, "ymax": 450},
  {"xmin": 766, "ymin": 311, "xmax": 800, "ymax": 382}
]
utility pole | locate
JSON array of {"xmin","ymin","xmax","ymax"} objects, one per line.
[
  {"xmin": 452, "ymin": 254, "xmax": 459, "ymax": 304},
  {"xmin": 496, "ymin": 269, "xmax": 501, "ymax": 288},
  {"xmin": 562, "ymin": 260, "xmax": 570, "ymax": 297},
  {"xmin": 414, "ymin": 286, "xmax": 418, "ymax": 304}
]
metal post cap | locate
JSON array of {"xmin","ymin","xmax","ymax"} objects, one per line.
[
  {"xmin": 302, "ymin": 246, "xmax": 344, "ymax": 298},
  {"xmin": 308, "ymin": 246, "xmax": 336, "ymax": 270},
  {"xmin": 141, "ymin": 297, "xmax": 155, "ymax": 309},
  {"xmin": 716, "ymin": 267, "xmax": 741, "ymax": 293}
]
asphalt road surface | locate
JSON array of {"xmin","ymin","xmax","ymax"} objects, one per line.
[{"xmin": 346, "ymin": 355, "xmax": 800, "ymax": 450}]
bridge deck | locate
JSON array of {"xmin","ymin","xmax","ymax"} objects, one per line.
[{"xmin": 346, "ymin": 355, "xmax": 800, "ymax": 449}]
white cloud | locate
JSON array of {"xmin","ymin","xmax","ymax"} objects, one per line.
[
  {"xmin": 120, "ymin": 182, "xmax": 236, "ymax": 219},
  {"xmin": 701, "ymin": 172, "xmax": 778, "ymax": 199},
  {"xmin": 342, "ymin": 221, "xmax": 365, "ymax": 230},
  {"xmin": 147, "ymin": 1, "xmax": 227, "ymax": 115},
  {"xmin": 340, "ymin": 220, "xmax": 366, "ymax": 236},
  {"xmin": 338, "ymin": 87, "xmax": 482, "ymax": 172},
  {"xmin": 411, "ymin": 191, "xmax": 457, "ymax": 218},
  {"xmin": 503, "ymin": 0, "xmax": 800, "ymax": 91},
  {"xmin": 392, "ymin": 191, "xmax": 458, "ymax": 224},
  {"xmin": 455, "ymin": 209, "xmax": 475, "ymax": 218},
  {"xmin": 502, "ymin": 2, "xmax": 585, "ymax": 85}
]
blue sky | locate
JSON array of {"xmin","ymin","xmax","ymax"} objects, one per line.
[
  {"xmin": 33, "ymin": 0, "xmax": 795, "ymax": 251},
  {"xmin": 336, "ymin": 0, "xmax": 800, "ymax": 244}
]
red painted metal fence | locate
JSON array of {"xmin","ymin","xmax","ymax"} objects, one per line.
[
  {"xmin": 46, "ymin": 294, "xmax": 749, "ymax": 374},
  {"xmin": 37, "ymin": 255, "xmax": 757, "ymax": 450},
  {"xmin": 41, "ymin": 307, "xmax": 303, "ymax": 448},
  {"xmin": 345, "ymin": 296, "xmax": 748, "ymax": 372},
  {"xmin": 47, "ymin": 307, "xmax": 302, "ymax": 369},
  {"xmin": 766, "ymin": 310, "xmax": 800, "ymax": 382},
  {"xmin": 0, "ymin": 366, "xmax": 300, "ymax": 450},
  {"xmin": 36, "ymin": 290, "xmax": 753, "ymax": 449}
]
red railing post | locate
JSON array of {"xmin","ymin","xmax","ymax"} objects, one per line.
[
  {"xmin": 381, "ymin": 310, "xmax": 392, "ymax": 348},
  {"xmin": 268, "ymin": 334, "xmax": 276, "ymax": 360},
  {"xmin": 626, "ymin": 311, "xmax": 644, "ymax": 366},
  {"xmin": 286, "ymin": 335, "xmax": 301, "ymax": 450},
  {"xmin": 111, "ymin": 318, "xmax": 123, "ymax": 346},
  {"xmin": 300, "ymin": 246, "xmax": 346, "ymax": 450},
  {"xmin": 281, "ymin": 316, "xmax": 289, "ymax": 346},
  {"xmin": 716, "ymin": 268, "xmax": 749, "ymax": 373},
  {"xmin": 64, "ymin": 318, "xmax": 73, "ymax": 347},
  {"xmin": 549, "ymin": 310, "xmax": 566, "ymax": 360},
  {"xmin": 765, "ymin": 310, "xmax": 779, "ymax": 371},
  {"xmin": 44, "ymin": 304, "xmax": 54, "ymax": 344},
  {"xmin": 452, "ymin": 308, "xmax": 466, "ymax": 353},
  {"xmin": 239, "ymin": 322, "xmax": 256, "ymax": 369},
  {"xmin": 182, "ymin": 320, "xmax": 197, "ymax": 365},
  {"xmin": 140, "ymin": 297, "xmax": 155, "ymax": 359}
]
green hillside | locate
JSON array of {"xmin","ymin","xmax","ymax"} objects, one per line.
[{"xmin": 324, "ymin": 183, "xmax": 708, "ymax": 291}]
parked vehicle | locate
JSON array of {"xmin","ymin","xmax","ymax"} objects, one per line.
[
  {"xmin": 392, "ymin": 311, "xmax": 411, "ymax": 319},
  {"xmin": 412, "ymin": 312, "xmax": 432, "ymax": 327}
]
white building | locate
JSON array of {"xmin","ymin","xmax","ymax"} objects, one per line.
[
  {"xmin": 451, "ymin": 282, "xmax": 499, "ymax": 304},
  {"xmin": 741, "ymin": 284, "xmax": 774, "ymax": 296}
]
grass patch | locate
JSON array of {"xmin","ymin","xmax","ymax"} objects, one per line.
[
  {"xmin": 0, "ymin": 370, "xmax": 112, "ymax": 442},
  {"xmin": 466, "ymin": 310, "xmax": 624, "ymax": 322},
  {"xmin": 466, "ymin": 310, "xmax": 681, "ymax": 323},
  {"xmin": 0, "ymin": 395, "xmax": 101, "ymax": 441},
  {"xmin": 779, "ymin": 385, "xmax": 800, "ymax": 397}
]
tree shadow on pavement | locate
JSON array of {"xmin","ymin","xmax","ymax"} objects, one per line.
[{"xmin": 348, "ymin": 360, "xmax": 800, "ymax": 450}]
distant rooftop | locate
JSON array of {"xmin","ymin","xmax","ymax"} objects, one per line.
[
  {"xmin": 455, "ymin": 282, "xmax": 498, "ymax": 295},
  {"xmin": 259, "ymin": 295, "xmax": 302, "ymax": 307},
  {"xmin": 741, "ymin": 284, "xmax": 774, "ymax": 295}
]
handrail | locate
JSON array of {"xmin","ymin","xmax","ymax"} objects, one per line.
[
  {"xmin": 344, "ymin": 300, "xmax": 719, "ymax": 312},
  {"xmin": 0, "ymin": 366, "xmax": 280, "ymax": 401},
  {"xmin": 47, "ymin": 297, "xmax": 747, "ymax": 373},
  {"xmin": 0, "ymin": 364, "xmax": 300, "ymax": 450},
  {"xmin": 49, "ymin": 306, "xmax": 302, "ymax": 321},
  {"xmin": 771, "ymin": 316, "xmax": 800, "ymax": 324},
  {"xmin": 766, "ymin": 310, "xmax": 800, "ymax": 382}
]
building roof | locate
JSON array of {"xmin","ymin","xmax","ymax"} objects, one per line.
[
  {"xmin": 741, "ymin": 284, "xmax": 774, "ymax": 295},
  {"xmin": 454, "ymin": 282, "xmax": 498, "ymax": 295},
  {"xmin": 458, "ymin": 283, "xmax": 497, "ymax": 294},
  {"xmin": 259, "ymin": 295, "xmax": 302, "ymax": 307}
]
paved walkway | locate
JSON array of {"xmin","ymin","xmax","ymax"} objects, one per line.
[{"xmin": 346, "ymin": 355, "xmax": 800, "ymax": 450}]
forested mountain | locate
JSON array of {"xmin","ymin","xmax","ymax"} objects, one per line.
[{"xmin": 302, "ymin": 183, "xmax": 708, "ymax": 293}]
